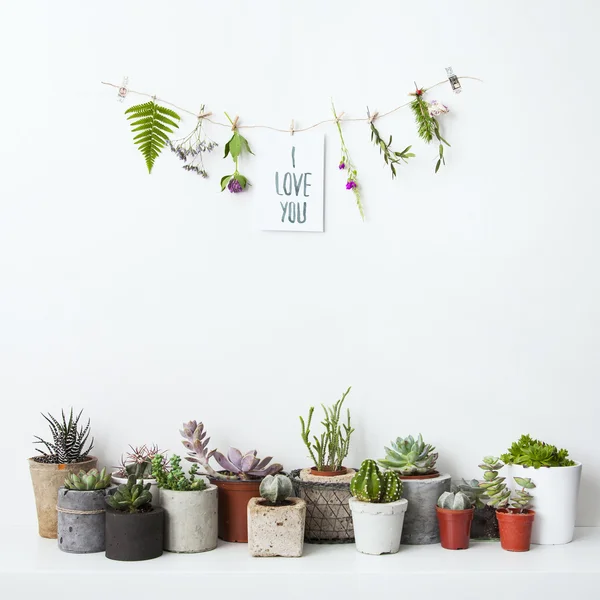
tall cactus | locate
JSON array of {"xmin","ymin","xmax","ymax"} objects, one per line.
[{"xmin": 350, "ymin": 459, "xmax": 402, "ymax": 503}]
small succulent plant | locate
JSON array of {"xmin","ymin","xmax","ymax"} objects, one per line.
[
  {"xmin": 478, "ymin": 456, "xmax": 536, "ymax": 513},
  {"xmin": 453, "ymin": 478, "xmax": 488, "ymax": 509},
  {"xmin": 260, "ymin": 474, "xmax": 293, "ymax": 505},
  {"xmin": 64, "ymin": 467, "xmax": 112, "ymax": 490},
  {"xmin": 437, "ymin": 491, "xmax": 473, "ymax": 510},
  {"xmin": 106, "ymin": 474, "xmax": 153, "ymax": 513},
  {"xmin": 350, "ymin": 459, "xmax": 403, "ymax": 503},
  {"xmin": 500, "ymin": 434, "xmax": 575, "ymax": 468},
  {"xmin": 33, "ymin": 408, "xmax": 94, "ymax": 464},
  {"xmin": 378, "ymin": 434, "xmax": 438, "ymax": 476},
  {"xmin": 115, "ymin": 444, "xmax": 167, "ymax": 479},
  {"xmin": 180, "ymin": 420, "xmax": 282, "ymax": 480},
  {"xmin": 151, "ymin": 454, "xmax": 206, "ymax": 491}
]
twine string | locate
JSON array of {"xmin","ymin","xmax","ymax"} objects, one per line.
[
  {"xmin": 100, "ymin": 76, "xmax": 482, "ymax": 132},
  {"xmin": 56, "ymin": 506, "xmax": 105, "ymax": 515}
]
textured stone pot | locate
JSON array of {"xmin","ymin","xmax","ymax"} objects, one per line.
[
  {"xmin": 28, "ymin": 456, "xmax": 98, "ymax": 538},
  {"xmin": 211, "ymin": 477, "xmax": 261, "ymax": 542},
  {"xmin": 400, "ymin": 472, "xmax": 451, "ymax": 545},
  {"xmin": 290, "ymin": 468, "xmax": 355, "ymax": 543},
  {"xmin": 506, "ymin": 462, "xmax": 581, "ymax": 545},
  {"xmin": 349, "ymin": 497, "xmax": 408, "ymax": 555},
  {"xmin": 57, "ymin": 486, "xmax": 114, "ymax": 553},
  {"xmin": 111, "ymin": 473, "xmax": 160, "ymax": 506},
  {"xmin": 105, "ymin": 506, "xmax": 164, "ymax": 561},
  {"xmin": 160, "ymin": 485, "xmax": 218, "ymax": 553},
  {"xmin": 247, "ymin": 497, "xmax": 306, "ymax": 557}
]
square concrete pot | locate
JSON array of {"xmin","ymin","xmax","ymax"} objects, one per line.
[{"xmin": 247, "ymin": 497, "xmax": 306, "ymax": 557}]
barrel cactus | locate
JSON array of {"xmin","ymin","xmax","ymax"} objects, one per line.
[
  {"xmin": 437, "ymin": 491, "xmax": 473, "ymax": 510},
  {"xmin": 378, "ymin": 434, "xmax": 438, "ymax": 476},
  {"xmin": 106, "ymin": 474, "xmax": 153, "ymax": 513},
  {"xmin": 260, "ymin": 474, "xmax": 293, "ymax": 505},
  {"xmin": 350, "ymin": 459, "xmax": 403, "ymax": 503},
  {"xmin": 64, "ymin": 467, "xmax": 112, "ymax": 490}
]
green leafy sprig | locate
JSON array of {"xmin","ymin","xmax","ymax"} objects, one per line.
[
  {"xmin": 332, "ymin": 101, "xmax": 363, "ymax": 220},
  {"xmin": 125, "ymin": 101, "xmax": 181, "ymax": 174},
  {"xmin": 151, "ymin": 454, "xmax": 207, "ymax": 491},
  {"xmin": 368, "ymin": 109, "xmax": 415, "ymax": 179},
  {"xmin": 409, "ymin": 88, "xmax": 450, "ymax": 173},
  {"xmin": 221, "ymin": 113, "xmax": 254, "ymax": 193}
]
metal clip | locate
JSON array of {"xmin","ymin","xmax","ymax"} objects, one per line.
[{"xmin": 445, "ymin": 67, "xmax": 462, "ymax": 94}]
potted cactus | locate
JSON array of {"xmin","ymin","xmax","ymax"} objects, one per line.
[
  {"xmin": 181, "ymin": 420, "xmax": 282, "ymax": 542},
  {"xmin": 348, "ymin": 459, "xmax": 408, "ymax": 555},
  {"xmin": 28, "ymin": 409, "xmax": 97, "ymax": 538},
  {"xmin": 248, "ymin": 474, "xmax": 307, "ymax": 557},
  {"xmin": 453, "ymin": 479, "xmax": 499, "ymax": 540},
  {"xmin": 151, "ymin": 454, "xmax": 218, "ymax": 553},
  {"xmin": 500, "ymin": 434, "xmax": 580, "ymax": 544},
  {"xmin": 479, "ymin": 456, "xmax": 536, "ymax": 552},
  {"xmin": 111, "ymin": 444, "xmax": 166, "ymax": 504},
  {"xmin": 435, "ymin": 491, "xmax": 474, "ymax": 550},
  {"xmin": 57, "ymin": 467, "xmax": 114, "ymax": 553},
  {"xmin": 378, "ymin": 434, "xmax": 450, "ymax": 545},
  {"xmin": 290, "ymin": 386, "xmax": 357, "ymax": 543},
  {"xmin": 105, "ymin": 474, "xmax": 165, "ymax": 561}
]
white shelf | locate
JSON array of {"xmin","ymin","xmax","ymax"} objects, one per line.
[{"xmin": 1, "ymin": 526, "xmax": 598, "ymax": 599}]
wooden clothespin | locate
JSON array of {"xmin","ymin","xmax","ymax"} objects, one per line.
[
  {"xmin": 367, "ymin": 107, "xmax": 378, "ymax": 123},
  {"xmin": 231, "ymin": 115, "xmax": 239, "ymax": 130}
]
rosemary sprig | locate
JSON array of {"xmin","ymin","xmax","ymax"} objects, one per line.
[
  {"xmin": 332, "ymin": 101, "xmax": 363, "ymax": 220},
  {"xmin": 368, "ymin": 110, "xmax": 415, "ymax": 179},
  {"xmin": 410, "ymin": 89, "xmax": 450, "ymax": 173}
]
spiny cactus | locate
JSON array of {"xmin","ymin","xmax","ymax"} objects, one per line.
[
  {"xmin": 151, "ymin": 454, "xmax": 206, "ymax": 491},
  {"xmin": 106, "ymin": 474, "xmax": 153, "ymax": 513},
  {"xmin": 453, "ymin": 478, "xmax": 488, "ymax": 509},
  {"xmin": 437, "ymin": 491, "xmax": 473, "ymax": 510},
  {"xmin": 350, "ymin": 459, "xmax": 403, "ymax": 503},
  {"xmin": 260, "ymin": 474, "xmax": 293, "ymax": 505},
  {"xmin": 378, "ymin": 434, "xmax": 438, "ymax": 476},
  {"xmin": 116, "ymin": 444, "xmax": 167, "ymax": 479},
  {"xmin": 478, "ymin": 456, "xmax": 511, "ymax": 507},
  {"xmin": 33, "ymin": 408, "xmax": 93, "ymax": 464},
  {"xmin": 64, "ymin": 467, "xmax": 112, "ymax": 491}
]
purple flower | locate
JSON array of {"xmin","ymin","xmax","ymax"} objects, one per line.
[
  {"xmin": 227, "ymin": 178, "xmax": 243, "ymax": 193},
  {"xmin": 339, "ymin": 162, "xmax": 346, "ymax": 170},
  {"xmin": 346, "ymin": 180, "xmax": 357, "ymax": 190}
]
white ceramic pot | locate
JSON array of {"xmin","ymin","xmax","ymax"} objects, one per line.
[
  {"xmin": 160, "ymin": 485, "xmax": 218, "ymax": 553},
  {"xmin": 506, "ymin": 462, "xmax": 582, "ymax": 545},
  {"xmin": 111, "ymin": 473, "xmax": 160, "ymax": 506},
  {"xmin": 349, "ymin": 497, "xmax": 408, "ymax": 555}
]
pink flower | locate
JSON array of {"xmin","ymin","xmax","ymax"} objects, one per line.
[
  {"xmin": 339, "ymin": 162, "xmax": 346, "ymax": 170},
  {"xmin": 346, "ymin": 180, "xmax": 357, "ymax": 190}
]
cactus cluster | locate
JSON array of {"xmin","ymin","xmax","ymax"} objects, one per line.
[
  {"xmin": 64, "ymin": 467, "xmax": 112, "ymax": 490},
  {"xmin": 378, "ymin": 434, "xmax": 438, "ymax": 476},
  {"xmin": 350, "ymin": 459, "xmax": 403, "ymax": 503},
  {"xmin": 437, "ymin": 491, "xmax": 473, "ymax": 510},
  {"xmin": 260, "ymin": 474, "xmax": 293, "ymax": 505},
  {"xmin": 478, "ymin": 456, "xmax": 535, "ymax": 513},
  {"xmin": 106, "ymin": 474, "xmax": 153, "ymax": 513},
  {"xmin": 152, "ymin": 454, "xmax": 206, "ymax": 491}
]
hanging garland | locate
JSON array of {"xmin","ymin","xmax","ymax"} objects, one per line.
[{"xmin": 105, "ymin": 72, "xmax": 481, "ymax": 219}]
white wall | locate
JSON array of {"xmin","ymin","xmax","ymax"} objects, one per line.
[{"xmin": 1, "ymin": 0, "xmax": 599, "ymax": 526}]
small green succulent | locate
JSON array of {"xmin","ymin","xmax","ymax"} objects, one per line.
[
  {"xmin": 106, "ymin": 474, "xmax": 153, "ymax": 513},
  {"xmin": 151, "ymin": 454, "xmax": 206, "ymax": 491},
  {"xmin": 453, "ymin": 478, "xmax": 488, "ymax": 509},
  {"xmin": 350, "ymin": 459, "xmax": 403, "ymax": 503},
  {"xmin": 64, "ymin": 467, "xmax": 112, "ymax": 490},
  {"xmin": 478, "ymin": 456, "xmax": 535, "ymax": 513},
  {"xmin": 437, "ymin": 491, "xmax": 473, "ymax": 510},
  {"xmin": 378, "ymin": 434, "xmax": 438, "ymax": 476},
  {"xmin": 500, "ymin": 434, "xmax": 575, "ymax": 468}
]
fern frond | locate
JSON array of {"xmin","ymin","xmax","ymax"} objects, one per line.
[{"xmin": 125, "ymin": 101, "xmax": 180, "ymax": 174}]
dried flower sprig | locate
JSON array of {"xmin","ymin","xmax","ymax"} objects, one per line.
[
  {"xmin": 368, "ymin": 108, "xmax": 415, "ymax": 179},
  {"xmin": 221, "ymin": 112, "xmax": 254, "ymax": 193},
  {"xmin": 409, "ymin": 87, "xmax": 450, "ymax": 173},
  {"xmin": 332, "ymin": 101, "xmax": 363, "ymax": 220},
  {"xmin": 168, "ymin": 105, "xmax": 217, "ymax": 178}
]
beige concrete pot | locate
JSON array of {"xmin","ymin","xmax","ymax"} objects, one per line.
[
  {"xmin": 28, "ymin": 456, "xmax": 98, "ymax": 538},
  {"xmin": 247, "ymin": 497, "xmax": 306, "ymax": 557}
]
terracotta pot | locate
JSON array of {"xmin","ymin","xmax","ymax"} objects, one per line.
[
  {"xmin": 211, "ymin": 477, "xmax": 261, "ymax": 542},
  {"xmin": 105, "ymin": 506, "xmax": 164, "ymax": 561},
  {"xmin": 28, "ymin": 456, "xmax": 98, "ymax": 538},
  {"xmin": 497, "ymin": 509, "xmax": 535, "ymax": 552},
  {"xmin": 398, "ymin": 471, "xmax": 440, "ymax": 481},
  {"xmin": 309, "ymin": 466, "xmax": 348, "ymax": 477},
  {"xmin": 436, "ymin": 506, "xmax": 474, "ymax": 550}
]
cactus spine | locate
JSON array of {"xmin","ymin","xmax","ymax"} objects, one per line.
[{"xmin": 350, "ymin": 459, "xmax": 403, "ymax": 503}]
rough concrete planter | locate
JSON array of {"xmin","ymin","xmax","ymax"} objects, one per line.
[
  {"xmin": 349, "ymin": 497, "xmax": 408, "ymax": 555},
  {"xmin": 247, "ymin": 497, "xmax": 306, "ymax": 557},
  {"xmin": 160, "ymin": 485, "xmax": 218, "ymax": 553},
  {"xmin": 400, "ymin": 472, "xmax": 451, "ymax": 545},
  {"xmin": 105, "ymin": 506, "xmax": 164, "ymax": 561},
  {"xmin": 28, "ymin": 456, "xmax": 98, "ymax": 539},
  {"xmin": 111, "ymin": 473, "xmax": 160, "ymax": 506},
  {"xmin": 506, "ymin": 462, "xmax": 581, "ymax": 545},
  {"xmin": 290, "ymin": 468, "xmax": 355, "ymax": 543},
  {"xmin": 57, "ymin": 486, "xmax": 114, "ymax": 553}
]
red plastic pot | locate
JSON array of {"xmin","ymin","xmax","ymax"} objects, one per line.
[
  {"xmin": 211, "ymin": 478, "xmax": 261, "ymax": 543},
  {"xmin": 497, "ymin": 509, "xmax": 535, "ymax": 552},
  {"xmin": 436, "ymin": 506, "xmax": 474, "ymax": 550}
]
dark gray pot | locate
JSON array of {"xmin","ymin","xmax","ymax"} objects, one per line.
[
  {"xmin": 105, "ymin": 506, "xmax": 164, "ymax": 561},
  {"xmin": 57, "ymin": 486, "xmax": 114, "ymax": 554}
]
